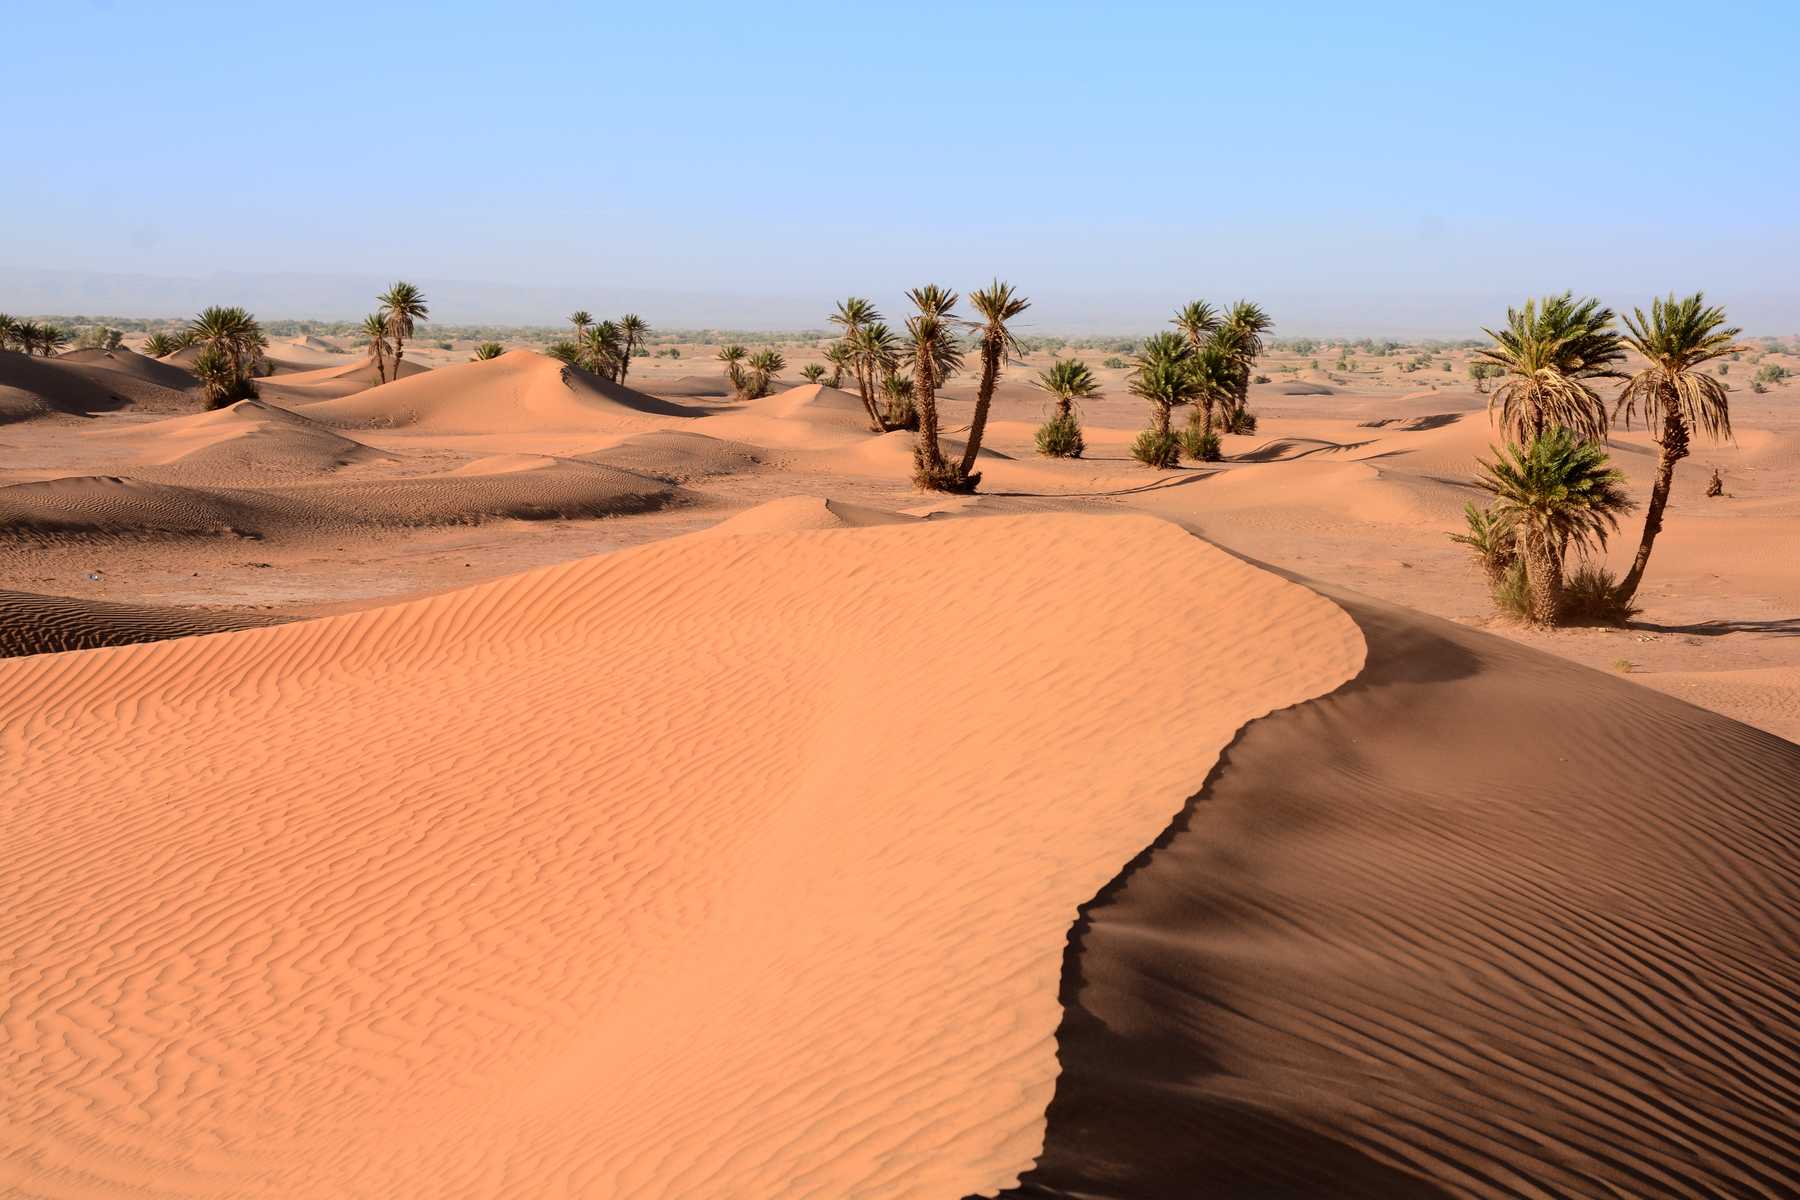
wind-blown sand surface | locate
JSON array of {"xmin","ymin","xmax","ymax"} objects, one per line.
[{"xmin": 0, "ymin": 512, "xmax": 1362, "ymax": 1198}]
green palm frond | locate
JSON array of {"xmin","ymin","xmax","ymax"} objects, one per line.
[
  {"xmin": 1173, "ymin": 300, "xmax": 1220, "ymax": 347},
  {"xmin": 1476, "ymin": 427, "xmax": 1633, "ymax": 559},
  {"xmin": 829, "ymin": 297, "xmax": 880, "ymax": 333},
  {"xmin": 1616, "ymin": 291, "xmax": 1740, "ymax": 444},
  {"xmin": 1036, "ymin": 358, "xmax": 1101, "ymax": 408},
  {"xmin": 1477, "ymin": 292, "xmax": 1624, "ymax": 444}
]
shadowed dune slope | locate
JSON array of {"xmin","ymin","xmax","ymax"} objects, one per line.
[
  {"xmin": 299, "ymin": 350, "xmax": 704, "ymax": 431},
  {"xmin": 0, "ymin": 512, "xmax": 1360, "ymax": 1199},
  {"xmin": 2, "ymin": 350, "xmax": 191, "ymax": 424},
  {"xmin": 990, "ymin": 586, "xmax": 1800, "ymax": 1200},
  {"xmin": 0, "ymin": 590, "xmax": 286, "ymax": 658},
  {"xmin": 92, "ymin": 398, "xmax": 384, "ymax": 482},
  {"xmin": 56, "ymin": 347, "xmax": 198, "ymax": 391}
]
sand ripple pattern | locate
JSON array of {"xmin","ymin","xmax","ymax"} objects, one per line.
[
  {"xmin": 0, "ymin": 512, "xmax": 1361, "ymax": 1198},
  {"xmin": 0, "ymin": 590, "xmax": 286, "ymax": 658},
  {"xmin": 996, "ymin": 589, "xmax": 1800, "ymax": 1199}
]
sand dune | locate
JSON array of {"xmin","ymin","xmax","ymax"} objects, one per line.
[
  {"xmin": 700, "ymin": 493, "xmax": 916, "ymax": 534},
  {"xmin": 645, "ymin": 372, "xmax": 736, "ymax": 398},
  {"xmin": 579, "ymin": 429, "xmax": 769, "ymax": 482},
  {"xmin": 0, "ymin": 589, "xmax": 286, "ymax": 657},
  {"xmin": 0, "ymin": 512, "xmax": 1361, "ymax": 1199},
  {"xmin": 699, "ymin": 382, "xmax": 880, "ymax": 447},
  {"xmin": 56, "ymin": 347, "xmax": 198, "ymax": 391},
  {"xmin": 91, "ymin": 398, "xmax": 384, "ymax": 482},
  {"xmin": 1, "ymin": 350, "xmax": 191, "ymax": 424},
  {"xmin": 996, "ymin": 586, "xmax": 1800, "ymax": 1198},
  {"xmin": 299, "ymin": 350, "xmax": 702, "ymax": 432}
]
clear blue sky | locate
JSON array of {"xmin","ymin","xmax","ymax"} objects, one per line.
[{"xmin": 6, "ymin": 0, "xmax": 1797, "ymax": 332}]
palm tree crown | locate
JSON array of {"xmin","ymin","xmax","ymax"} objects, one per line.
[
  {"xmin": 1172, "ymin": 300, "xmax": 1221, "ymax": 349},
  {"xmin": 1477, "ymin": 429, "xmax": 1632, "ymax": 556},
  {"xmin": 1616, "ymin": 292, "xmax": 1739, "ymax": 443},
  {"xmin": 1477, "ymin": 293, "xmax": 1624, "ymax": 444},
  {"xmin": 1036, "ymin": 358, "xmax": 1101, "ymax": 415}
]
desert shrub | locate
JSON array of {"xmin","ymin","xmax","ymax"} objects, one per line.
[
  {"xmin": 546, "ymin": 340, "xmax": 581, "ymax": 364},
  {"xmin": 799, "ymin": 364, "xmax": 826, "ymax": 383},
  {"xmin": 1561, "ymin": 562, "xmax": 1639, "ymax": 625},
  {"xmin": 142, "ymin": 333, "xmax": 180, "ymax": 357},
  {"xmin": 437, "ymin": 340, "xmax": 454, "ymax": 350},
  {"xmin": 1252, "ymin": 373, "xmax": 1271, "ymax": 384},
  {"xmin": 1310, "ymin": 358, "xmax": 1320, "ymax": 370},
  {"xmin": 1035, "ymin": 410, "xmax": 1085, "ymax": 458},
  {"xmin": 1102, "ymin": 356, "xmax": 1126, "ymax": 369},
  {"xmin": 472, "ymin": 342, "xmax": 504, "ymax": 360},
  {"xmin": 1491, "ymin": 559, "xmax": 1531, "ymax": 620},
  {"xmin": 1752, "ymin": 380, "xmax": 1768, "ymax": 394},
  {"xmin": 1220, "ymin": 407, "xmax": 1257, "ymax": 435},
  {"xmin": 1130, "ymin": 428, "xmax": 1181, "ymax": 469},
  {"xmin": 1753, "ymin": 363, "xmax": 1789, "ymax": 385},
  {"xmin": 1448, "ymin": 501, "xmax": 1516, "ymax": 586},
  {"xmin": 1179, "ymin": 426, "xmax": 1221, "ymax": 462},
  {"xmin": 1717, "ymin": 363, "xmax": 1729, "ymax": 376}
]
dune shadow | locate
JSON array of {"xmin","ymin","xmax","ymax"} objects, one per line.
[
  {"xmin": 1630, "ymin": 616, "xmax": 1800, "ymax": 638},
  {"xmin": 1229, "ymin": 437, "xmax": 1376, "ymax": 464}
]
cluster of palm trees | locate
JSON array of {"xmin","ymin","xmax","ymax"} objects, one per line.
[
  {"xmin": 1457, "ymin": 290, "xmax": 1739, "ymax": 626},
  {"xmin": 359, "ymin": 282, "xmax": 430, "ymax": 385},
  {"xmin": 548, "ymin": 311, "xmax": 650, "ymax": 385},
  {"xmin": 715, "ymin": 344, "xmax": 787, "ymax": 399},
  {"xmin": 185, "ymin": 306, "xmax": 269, "ymax": 408},
  {"xmin": 1122, "ymin": 300, "xmax": 1271, "ymax": 468},
  {"xmin": 816, "ymin": 284, "xmax": 1029, "ymax": 491},
  {"xmin": 0, "ymin": 315, "xmax": 71, "ymax": 356}
]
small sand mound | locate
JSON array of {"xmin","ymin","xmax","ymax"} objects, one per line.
[
  {"xmin": 0, "ymin": 476, "xmax": 268, "ymax": 540},
  {"xmin": 95, "ymin": 398, "xmax": 383, "ymax": 482},
  {"xmin": 702, "ymin": 495, "xmax": 914, "ymax": 535},
  {"xmin": 0, "ymin": 590, "xmax": 287, "ymax": 658},
  {"xmin": 56, "ymin": 347, "xmax": 199, "ymax": 391},
  {"xmin": 1, "ymin": 351, "xmax": 187, "ymax": 424},
  {"xmin": 647, "ymin": 373, "xmax": 736, "ymax": 398},
  {"xmin": 0, "ymin": 513, "xmax": 1360, "ymax": 1198},
  {"xmin": 301, "ymin": 350, "xmax": 704, "ymax": 433},
  {"xmin": 263, "ymin": 353, "xmax": 429, "ymax": 387},
  {"xmin": 581, "ymin": 430, "xmax": 768, "ymax": 482},
  {"xmin": 1278, "ymin": 381, "xmax": 1336, "ymax": 395}
]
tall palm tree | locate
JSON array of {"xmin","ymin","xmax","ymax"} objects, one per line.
[
  {"xmin": 959, "ymin": 280, "xmax": 1031, "ymax": 480},
  {"xmin": 1212, "ymin": 300, "xmax": 1272, "ymax": 432},
  {"xmin": 1172, "ymin": 299, "xmax": 1220, "ymax": 351},
  {"xmin": 1476, "ymin": 293, "xmax": 1624, "ymax": 445},
  {"xmin": 1612, "ymin": 293, "xmax": 1741, "ymax": 606},
  {"xmin": 1130, "ymin": 333, "xmax": 1200, "ymax": 439},
  {"xmin": 823, "ymin": 341, "xmax": 854, "ymax": 389},
  {"xmin": 905, "ymin": 285, "xmax": 963, "ymax": 488},
  {"xmin": 569, "ymin": 310, "xmax": 593, "ymax": 345},
  {"xmin": 1476, "ymin": 427, "xmax": 1633, "ymax": 625},
  {"xmin": 617, "ymin": 314, "xmax": 649, "ymax": 385},
  {"xmin": 1187, "ymin": 340, "xmax": 1237, "ymax": 436},
  {"xmin": 849, "ymin": 322, "xmax": 902, "ymax": 431},
  {"xmin": 360, "ymin": 313, "xmax": 391, "ymax": 382},
  {"xmin": 377, "ymin": 281, "xmax": 429, "ymax": 382},
  {"xmin": 829, "ymin": 297, "xmax": 883, "ymax": 429}
]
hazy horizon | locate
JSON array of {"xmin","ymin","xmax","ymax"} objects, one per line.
[{"xmin": 7, "ymin": 1, "xmax": 1798, "ymax": 336}]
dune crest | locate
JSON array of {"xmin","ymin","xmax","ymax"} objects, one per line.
[{"xmin": 0, "ymin": 512, "xmax": 1361, "ymax": 1198}]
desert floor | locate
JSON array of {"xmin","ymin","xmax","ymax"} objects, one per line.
[{"xmin": 3, "ymin": 337, "xmax": 1797, "ymax": 1197}]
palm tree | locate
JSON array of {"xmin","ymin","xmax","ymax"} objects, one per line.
[
  {"xmin": 585, "ymin": 322, "xmax": 623, "ymax": 379},
  {"xmin": 800, "ymin": 364, "xmax": 827, "ymax": 383},
  {"xmin": 13, "ymin": 321, "xmax": 42, "ymax": 355},
  {"xmin": 0, "ymin": 314, "xmax": 17, "ymax": 352},
  {"xmin": 617, "ymin": 314, "xmax": 649, "ymax": 385},
  {"xmin": 823, "ymin": 341, "xmax": 853, "ymax": 389},
  {"xmin": 360, "ymin": 313, "xmax": 391, "ymax": 382},
  {"xmin": 849, "ymin": 322, "xmax": 902, "ymax": 431},
  {"xmin": 141, "ymin": 332, "xmax": 180, "ymax": 358},
  {"xmin": 746, "ymin": 349, "xmax": 786, "ymax": 398},
  {"xmin": 718, "ymin": 343, "xmax": 748, "ymax": 397},
  {"xmin": 1128, "ymin": 333, "xmax": 1199, "ymax": 467},
  {"xmin": 1612, "ymin": 292, "xmax": 1741, "ymax": 606},
  {"xmin": 1187, "ymin": 340, "xmax": 1237, "ymax": 440},
  {"xmin": 191, "ymin": 346, "xmax": 239, "ymax": 409},
  {"xmin": 1172, "ymin": 299, "xmax": 1220, "ymax": 351},
  {"xmin": 35, "ymin": 324, "xmax": 71, "ymax": 356},
  {"xmin": 569, "ymin": 310, "xmax": 593, "ymax": 345},
  {"xmin": 1212, "ymin": 300, "xmax": 1272, "ymax": 433},
  {"xmin": 188, "ymin": 306, "xmax": 261, "ymax": 383},
  {"xmin": 881, "ymin": 371, "xmax": 919, "ymax": 430},
  {"xmin": 829, "ymin": 297, "xmax": 884, "ymax": 429},
  {"xmin": 1475, "ymin": 427, "xmax": 1633, "ymax": 625},
  {"xmin": 904, "ymin": 285, "xmax": 963, "ymax": 489},
  {"xmin": 377, "ymin": 281, "xmax": 429, "ymax": 383},
  {"xmin": 473, "ymin": 342, "xmax": 505, "ymax": 361},
  {"xmin": 1476, "ymin": 293, "xmax": 1624, "ymax": 445},
  {"xmin": 958, "ymin": 280, "xmax": 1030, "ymax": 482},
  {"xmin": 1034, "ymin": 358, "xmax": 1099, "ymax": 458}
]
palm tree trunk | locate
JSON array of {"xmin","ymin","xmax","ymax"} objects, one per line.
[
  {"xmin": 1154, "ymin": 404, "xmax": 1172, "ymax": 438},
  {"xmin": 1524, "ymin": 529, "xmax": 1562, "ymax": 625},
  {"xmin": 617, "ymin": 340, "xmax": 631, "ymax": 385},
  {"xmin": 373, "ymin": 341, "xmax": 387, "ymax": 384},
  {"xmin": 855, "ymin": 361, "xmax": 884, "ymax": 432},
  {"xmin": 391, "ymin": 335, "xmax": 404, "ymax": 382},
  {"xmin": 1615, "ymin": 411, "xmax": 1688, "ymax": 606},
  {"xmin": 914, "ymin": 350, "xmax": 948, "ymax": 486},
  {"xmin": 958, "ymin": 335, "xmax": 1002, "ymax": 478}
]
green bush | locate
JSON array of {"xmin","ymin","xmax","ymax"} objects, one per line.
[
  {"xmin": 1491, "ymin": 559, "xmax": 1531, "ymax": 620},
  {"xmin": 1034, "ymin": 410, "xmax": 1085, "ymax": 458},
  {"xmin": 1130, "ymin": 428, "xmax": 1181, "ymax": 469},
  {"xmin": 1220, "ymin": 407, "xmax": 1257, "ymax": 435},
  {"xmin": 1102, "ymin": 356, "xmax": 1126, "ymax": 369},
  {"xmin": 1179, "ymin": 426, "xmax": 1221, "ymax": 462},
  {"xmin": 1561, "ymin": 562, "xmax": 1639, "ymax": 625}
]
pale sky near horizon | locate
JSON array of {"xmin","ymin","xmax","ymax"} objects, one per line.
[{"xmin": 7, "ymin": 0, "xmax": 1798, "ymax": 333}]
